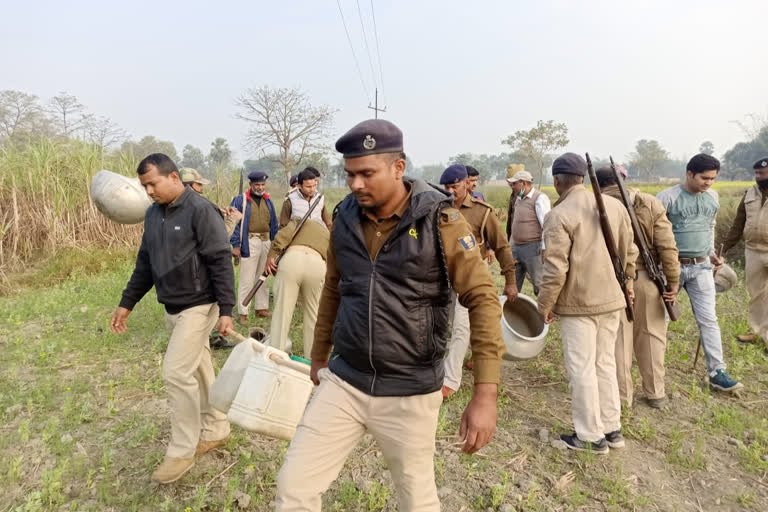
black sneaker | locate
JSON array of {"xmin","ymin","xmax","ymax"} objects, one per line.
[
  {"xmin": 604, "ymin": 429, "xmax": 625, "ymax": 449},
  {"xmin": 559, "ymin": 433, "xmax": 609, "ymax": 454}
]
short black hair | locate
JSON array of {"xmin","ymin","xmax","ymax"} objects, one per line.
[
  {"xmin": 466, "ymin": 165, "xmax": 479, "ymax": 177},
  {"xmin": 297, "ymin": 169, "xmax": 318, "ymax": 184},
  {"xmin": 137, "ymin": 153, "xmax": 178, "ymax": 176},
  {"xmin": 304, "ymin": 166, "xmax": 321, "ymax": 178},
  {"xmin": 556, "ymin": 173, "xmax": 584, "ymax": 186},
  {"xmin": 687, "ymin": 153, "xmax": 720, "ymax": 174},
  {"xmin": 594, "ymin": 167, "xmax": 618, "ymax": 188},
  {"xmin": 289, "ymin": 174, "xmax": 298, "ymax": 186}
]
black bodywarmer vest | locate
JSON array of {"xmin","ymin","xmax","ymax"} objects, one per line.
[{"xmin": 328, "ymin": 179, "xmax": 453, "ymax": 396}]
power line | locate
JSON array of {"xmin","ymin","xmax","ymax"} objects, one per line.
[
  {"xmin": 356, "ymin": 0, "xmax": 378, "ymax": 95},
  {"xmin": 369, "ymin": 0, "xmax": 386, "ymax": 106},
  {"xmin": 336, "ymin": 0, "xmax": 371, "ymax": 103}
]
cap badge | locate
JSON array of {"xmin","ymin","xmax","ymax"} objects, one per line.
[
  {"xmin": 363, "ymin": 135, "xmax": 376, "ymax": 150},
  {"xmin": 762, "ymin": 161, "xmax": 767, "ymax": 168}
]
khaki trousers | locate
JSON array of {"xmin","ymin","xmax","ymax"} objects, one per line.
[
  {"xmin": 237, "ymin": 236, "xmax": 271, "ymax": 315},
  {"xmin": 745, "ymin": 247, "xmax": 768, "ymax": 343},
  {"xmin": 560, "ymin": 311, "xmax": 622, "ymax": 442},
  {"xmin": 269, "ymin": 246, "xmax": 326, "ymax": 356},
  {"xmin": 615, "ymin": 270, "xmax": 668, "ymax": 405},
  {"xmin": 443, "ymin": 295, "xmax": 470, "ymax": 391},
  {"xmin": 163, "ymin": 303, "xmax": 230, "ymax": 458},
  {"xmin": 276, "ymin": 369, "xmax": 442, "ymax": 512}
]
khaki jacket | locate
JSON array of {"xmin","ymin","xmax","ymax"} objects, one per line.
[
  {"xmin": 602, "ymin": 185, "xmax": 680, "ymax": 288},
  {"xmin": 538, "ymin": 185, "xmax": 638, "ymax": 316},
  {"xmin": 457, "ymin": 194, "xmax": 516, "ymax": 286}
]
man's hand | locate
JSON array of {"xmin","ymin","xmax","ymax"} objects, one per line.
[
  {"xmin": 486, "ymin": 249, "xmax": 495, "ymax": 265},
  {"xmin": 217, "ymin": 316, "xmax": 234, "ymax": 336},
  {"xmin": 310, "ymin": 359, "xmax": 329, "ymax": 386},
  {"xmin": 224, "ymin": 206, "xmax": 242, "ymax": 222},
  {"xmin": 232, "ymin": 246, "xmax": 241, "ymax": 258},
  {"xmin": 459, "ymin": 383, "xmax": 497, "ymax": 454},
  {"xmin": 662, "ymin": 283, "xmax": 679, "ymax": 303},
  {"xmin": 542, "ymin": 310, "xmax": 556, "ymax": 324},
  {"xmin": 265, "ymin": 257, "xmax": 278, "ymax": 275},
  {"xmin": 710, "ymin": 253, "xmax": 724, "ymax": 273},
  {"xmin": 504, "ymin": 283, "xmax": 518, "ymax": 302},
  {"xmin": 110, "ymin": 307, "xmax": 131, "ymax": 334},
  {"xmin": 627, "ymin": 288, "xmax": 635, "ymax": 306}
]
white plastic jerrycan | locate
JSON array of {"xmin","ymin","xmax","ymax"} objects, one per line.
[{"xmin": 227, "ymin": 338, "xmax": 314, "ymax": 441}]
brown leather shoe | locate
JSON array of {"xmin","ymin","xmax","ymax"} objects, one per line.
[
  {"xmin": 196, "ymin": 437, "xmax": 229, "ymax": 456},
  {"xmin": 441, "ymin": 385, "xmax": 455, "ymax": 399},
  {"xmin": 737, "ymin": 332, "xmax": 757, "ymax": 344},
  {"xmin": 256, "ymin": 309, "xmax": 272, "ymax": 318},
  {"xmin": 238, "ymin": 314, "xmax": 249, "ymax": 324},
  {"xmin": 151, "ymin": 457, "xmax": 194, "ymax": 484}
]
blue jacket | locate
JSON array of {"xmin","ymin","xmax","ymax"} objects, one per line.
[{"xmin": 229, "ymin": 191, "xmax": 278, "ymax": 258}]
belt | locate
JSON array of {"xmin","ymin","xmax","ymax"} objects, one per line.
[
  {"xmin": 678, "ymin": 256, "xmax": 708, "ymax": 265},
  {"xmin": 248, "ymin": 232, "xmax": 269, "ymax": 240}
]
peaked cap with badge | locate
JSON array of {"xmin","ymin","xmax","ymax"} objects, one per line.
[
  {"xmin": 440, "ymin": 164, "xmax": 468, "ymax": 185},
  {"xmin": 248, "ymin": 171, "xmax": 268, "ymax": 183},
  {"xmin": 335, "ymin": 119, "xmax": 403, "ymax": 158},
  {"xmin": 753, "ymin": 157, "xmax": 768, "ymax": 170}
]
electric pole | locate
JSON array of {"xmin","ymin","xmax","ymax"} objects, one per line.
[{"xmin": 367, "ymin": 88, "xmax": 386, "ymax": 119}]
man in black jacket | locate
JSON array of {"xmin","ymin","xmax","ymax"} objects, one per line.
[{"xmin": 110, "ymin": 153, "xmax": 235, "ymax": 484}]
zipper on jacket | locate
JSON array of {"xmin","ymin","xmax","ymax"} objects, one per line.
[
  {"xmin": 368, "ymin": 262, "xmax": 377, "ymax": 395},
  {"xmin": 192, "ymin": 254, "xmax": 201, "ymax": 292}
]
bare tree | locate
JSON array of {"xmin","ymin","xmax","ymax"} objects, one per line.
[
  {"xmin": 0, "ymin": 90, "xmax": 46, "ymax": 140},
  {"xmin": 48, "ymin": 91, "xmax": 88, "ymax": 137},
  {"xmin": 84, "ymin": 116, "xmax": 128, "ymax": 150},
  {"xmin": 236, "ymin": 86, "xmax": 335, "ymax": 184},
  {"xmin": 502, "ymin": 120, "xmax": 569, "ymax": 185}
]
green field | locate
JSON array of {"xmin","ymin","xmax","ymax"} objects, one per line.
[{"xmin": 1, "ymin": 242, "xmax": 767, "ymax": 511}]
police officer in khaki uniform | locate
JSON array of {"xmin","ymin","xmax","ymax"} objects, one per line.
[
  {"xmin": 439, "ymin": 164, "xmax": 517, "ymax": 398},
  {"xmin": 538, "ymin": 153, "xmax": 638, "ymax": 454},
  {"xmin": 276, "ymin": 120, "xmax": 505, "ymax": 511},
  {"xmin": 595, "ymin": 167, "xmax": 680, "ymax": 409},
  {"xmin": 265, "ymin": 173, "xmax": 330, "ymax": 356},
  {"xmin": 229, "ymin": 171, "xmax": 279, "ymax": 322},
  {"xmin": 722, "ymin": 157, "xmax": 768, "ymax": 349}
]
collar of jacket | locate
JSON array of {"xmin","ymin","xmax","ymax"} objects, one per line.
[
  {"xmin": 337, "ymin": 178, "xmax": 450, "ymax": 230},
  {"xmin": 166, "ymin": 186, "xmax": 194, "ymax": 211},
  {"xmin": 553, "ymin": 183, "xmax": 586, "ymax": 207}
]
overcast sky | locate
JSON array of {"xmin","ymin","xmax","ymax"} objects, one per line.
[{"xmin": 2, "ymin": 0, "xmax": 766, "ymax": 168}]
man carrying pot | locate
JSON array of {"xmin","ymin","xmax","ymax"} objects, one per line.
[{"xmin": 111, "ymin": 153, "xmax": 234, "ymax": 483}]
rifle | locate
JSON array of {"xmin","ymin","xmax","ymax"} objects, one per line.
[
  {"xmin": 586, "ymin": 153, "xmax": 634, "ymax": 322},
  {"xmin": 234, "ymin": 169, "xmax": 245, "ymax": 266},
  {"xmin": 609, "ymin": 157, "xmax": 681, "ymax": 321},
  {"xmin": 241, "ymin": 193, "xmax": 324, "ymax": 307}
]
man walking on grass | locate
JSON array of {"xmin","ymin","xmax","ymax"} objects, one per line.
[
  {"xmin": 111, "ymin": 153, "xmax": 234, "ymax": 484},
  {"xmin": 721, "ymin": 157, "xmax": 768, "ymax": 351},
  {"xmin": 538, "ymin": 153, "xmax": 638, "ymax": 454},
  {"xmin": 657, "ymin": 154, "xmax": 743, "ymax": 393}
]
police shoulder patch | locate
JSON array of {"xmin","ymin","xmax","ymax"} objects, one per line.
[
  {"xmin": 441, "ymin": 207, "xmax": 461, "ymax": 223},
  {"xmin": 458, "ymin": 233, "xmax": 477, "ymax": 251}
]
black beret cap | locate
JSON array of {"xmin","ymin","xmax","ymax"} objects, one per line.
[
  {"xmin": 753, "ymin": 157, "xmax": 768, "ymax": 170},
  {"xmin": 335, "ymin": 119, "xmax": 403, "ymax": 158},
  {"xmin": 440, "ymin": 164, "xmax": 468, "ymax": 185},
  {"xmin": 552, "ymin": 152, "xmax": 587, "ymax": 176},
  {"xmin": 248, "ymin": 171, "xmax": 268, "ymax": 183}
]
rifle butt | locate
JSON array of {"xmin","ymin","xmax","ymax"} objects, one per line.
[{"xmin": 241, "ymin": 275, "xmax": 268, "ymax": 307}]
